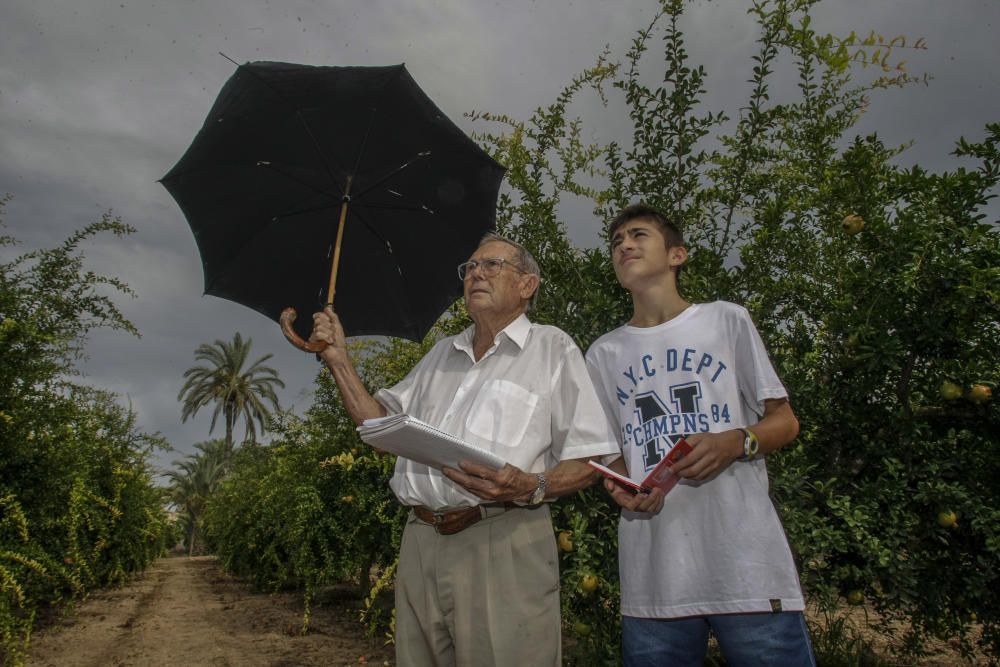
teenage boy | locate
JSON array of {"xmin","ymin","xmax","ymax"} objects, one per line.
[{"xmin": 585, "ymin": 204, "xmax": 815, "ymax": 666}]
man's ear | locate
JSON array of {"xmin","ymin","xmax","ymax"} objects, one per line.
[{"xmin": 520, "ymin": 273, "xmax": 541, "ymax": 301}]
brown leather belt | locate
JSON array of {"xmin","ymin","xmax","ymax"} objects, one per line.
[{"xmin": 412, "ymin": 503, "xmax": 520, "ymax": 535}]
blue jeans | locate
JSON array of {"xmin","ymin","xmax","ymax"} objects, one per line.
[{"xmin": 623, "ymin": 612, "xmax": 816, "ymax": 667}]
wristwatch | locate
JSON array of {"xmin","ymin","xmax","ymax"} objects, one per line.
[
  {"xmin": 738, "ymin": 428, "xmax": 759, "ymax": 461},
  {"xmin": 528, "ymin": 473, "xmax": 548, "ymax": 505}
]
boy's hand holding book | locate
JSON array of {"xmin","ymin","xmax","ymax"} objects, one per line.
[{"xmin": 591, "ymin": 438, "xmax": 693, "ymax": 514}]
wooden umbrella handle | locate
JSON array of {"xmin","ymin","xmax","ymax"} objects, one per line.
[
  {"xmin": 280, "ymin": 179, "xmax": 353, "ymax": 354},
  {"xmin": 279, "ymin": 308, "xmax": 328, "ymax": 353}
]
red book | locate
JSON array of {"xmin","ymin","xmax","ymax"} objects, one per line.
[{"xmin": 589, "ymin": 438, "xmax": 693, "ymax": 495}]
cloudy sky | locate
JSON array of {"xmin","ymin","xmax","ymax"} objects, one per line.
[{"xmin": 2, "ymin": 0, "xmax": 998, "ymax": 475}]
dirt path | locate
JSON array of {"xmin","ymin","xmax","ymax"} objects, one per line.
[
  {"xmin": 26, "ymin": 556, "xmax": 986, "ymax": 666},
  {"xmin": 27, "ymin": 556, "xmax": 394, "ymax": 667}
]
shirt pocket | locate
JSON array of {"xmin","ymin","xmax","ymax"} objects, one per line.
[{"xmin": 465, "ymin": 379, "xmax": 540, "ymax": 448}]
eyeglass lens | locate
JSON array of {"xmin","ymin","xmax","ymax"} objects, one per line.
[{"xmin": 458, "ymin": 258, "xmax": 505, "ymax": 280}]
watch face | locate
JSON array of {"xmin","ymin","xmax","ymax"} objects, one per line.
[{"xmin": 530, "ymin": 487, "xmax": 545, "ymax": 504}]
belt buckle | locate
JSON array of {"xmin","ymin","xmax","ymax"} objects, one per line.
[{"xmin": 432, "ymin": 511, "xmax": 445, "ymax": 525}]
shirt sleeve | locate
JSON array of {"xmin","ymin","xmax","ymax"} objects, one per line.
[
  {"xmin": 584, "ymin": 343, "xmax": 625, "ymax": 465},
  {"xmin": 733, "ymin": 306, "xmax": 788, "ymax": 416},
  {"xmin": 373, "ymin": 340, "xmax": 444, "ymax": 416},
  {"xmin": 548, "ymin": 334, "xmax": 621, "ymax": 462}
]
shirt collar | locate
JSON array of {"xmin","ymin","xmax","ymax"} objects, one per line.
[{"xmin": 454, "ymin": 313, "xmax": 532, "ymax": 355}]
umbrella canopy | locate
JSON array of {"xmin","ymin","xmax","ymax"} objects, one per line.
[{"xmin": 162, "ymin": 61, "xmax": 505, "ymax": 344}]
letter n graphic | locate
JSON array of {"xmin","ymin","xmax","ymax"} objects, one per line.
[
  {"xmin": 633, "ymin": 392, "xmax": 670, "ymax": 470},
  {"xmin": 634, "ymin": 391, "xmax": 689, "ymax": 472}
]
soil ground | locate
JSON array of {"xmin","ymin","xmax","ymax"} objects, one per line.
[
  {"xmin": 805, "ymin": 605, "xmax": 989, "ymax": 667},
  {"xmin": 26, "ymin": 555, "xmax": 987, "ymax": 666},
  {"xmin": 27, "ymin": 556, "xmax": 394, "ymax": 667}
]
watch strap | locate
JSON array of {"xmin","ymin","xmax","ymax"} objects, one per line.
[{"xmin": 529, "ymin": 472, "xmax": 547, "ymax": 504}]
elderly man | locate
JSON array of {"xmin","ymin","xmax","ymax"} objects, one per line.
[{"xmin": 310, "ymin": 233, "xmax": 618, "ymax": 667}]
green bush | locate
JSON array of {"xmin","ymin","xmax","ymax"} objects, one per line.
[{"xmin": 0, "ymin": 206, "xmax": 173, "ymax": 665}]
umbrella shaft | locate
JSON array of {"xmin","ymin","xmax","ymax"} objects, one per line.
[{"xmin": 328, "ymin": 177, "xmax": 353, "ymax": 307}]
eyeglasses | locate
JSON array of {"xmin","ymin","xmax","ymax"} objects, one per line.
[{"xmin": 457, "ymin": 256, "xmax": 526, "ymax": 281}]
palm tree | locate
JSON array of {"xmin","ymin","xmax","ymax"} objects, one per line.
[
  {"xmin": 178, "ymin": 332, "xmax": 284, "ymax": 460},
  {"xmin": 165, "ymin": 440, "xmax": 228, "ymax": 556}
]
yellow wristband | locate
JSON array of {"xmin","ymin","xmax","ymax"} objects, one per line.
[{"xmin": 738, "ymin": 427, "xmax": 759, "ymax": 461}]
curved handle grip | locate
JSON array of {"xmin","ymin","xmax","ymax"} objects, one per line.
[{"xmin": 279, "ymin": 307, "xmax": 329, "ymax": 353}]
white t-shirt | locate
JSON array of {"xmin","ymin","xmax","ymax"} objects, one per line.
[
  {"xmin": 376, "ymin": 314, "xmax": 620, "ymax": 510},
  {"xmin": 585, "ymin": 301, "xmax": 805, "ymax": 618}
]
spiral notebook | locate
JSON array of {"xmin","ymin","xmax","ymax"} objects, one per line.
[{"xmin": 357, "ymin": 414, "xmax": 507, "ymax": 471}]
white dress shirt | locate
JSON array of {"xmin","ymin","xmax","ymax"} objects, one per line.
[{"xmin": 375, "ymin": 314, "xmax": 619, "ymax": 509}]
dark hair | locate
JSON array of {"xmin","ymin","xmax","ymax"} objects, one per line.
[
  {"xmin": 607, "ymin": 204, "xmax": 686, "ymax": 283},
  {"xmin": 608, "ymin": 203, "xmax": 684, "ymax": 248}
]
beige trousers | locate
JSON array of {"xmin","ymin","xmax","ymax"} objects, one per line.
[{"xmin": 394, "ymin": 504, "xmax": 561, "ymax": 667}]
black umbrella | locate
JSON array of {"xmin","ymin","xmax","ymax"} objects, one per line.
[{"xmin": 161, "ymin": 61, "xmax": 505, "ymax": 350}]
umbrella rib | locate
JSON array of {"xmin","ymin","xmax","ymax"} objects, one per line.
[
  {"xmin": 255, "ymin": 160, "xmax": 341, "ymax": 202},
  {"xmin": 356, "ymin": 202, "xmax": 434, "ymax": 214},
  {"xmin": 351, "ymin": 207, "xmax": 395, "ymax": 256},
  {"xmin": 351, "ymin": 208, "xmax": 410, "ymax": 288},
  {"xmin": 232, "ymin": 62, "xmax": 350, "ymax": 195},
  {"xmin": 271, "ymin": 200, "xmax": 341, "ymax": 222},
  {"xmin": 294, "ymin": 110, "xmax": 349, "ymax": 197},
  {"xmin": 350, "ymin": 206, "xmax": 418, "ymax": 334},
  {"xmin": 350, "ymin": 109, "xmax": 378, "ymax": 178},
  {"xmin": 352, "ymin": 152, "xmax": 432, "ymax": 201}
]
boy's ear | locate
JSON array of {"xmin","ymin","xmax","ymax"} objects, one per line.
[{"xmin": 669, "ymin": 245, "xmax": 688, "ymax": 267}]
